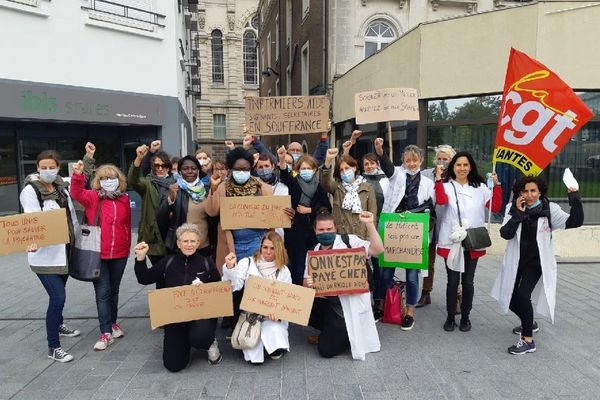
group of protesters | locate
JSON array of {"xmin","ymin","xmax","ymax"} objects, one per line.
[{"xmin": 20, "ymin": 126, "xmax": 583, "ymax": 368}]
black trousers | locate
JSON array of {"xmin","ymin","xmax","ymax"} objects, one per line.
[
  {"xmin": 163, "ymin": 319, "xmax": 217, "ymax": 372},
  {"xmin": 446, "ymin": 252, "xmax": 478, "ymax": 318},
  {"xmin": 308, "ymin": 298, "xmax": 350, "ymax": 358},
  {"xmin": 509, "ymin": 262, "xmax": 542, "ymax": 337}
]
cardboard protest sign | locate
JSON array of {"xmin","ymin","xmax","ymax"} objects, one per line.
[
  {"xmin": 0, "ymin": 209, "xmax": 69, "ymax": 255},
  {"xmin": 378, "ymin": 212, "xmax": 429, "ymax": 270},
  {"xmin": 354, "ymin": 88, "xmax": 419, "ymax": 124},
  {"xmin": 240, "ymin": 275, "xmax": 315, "ymax": 326},
  {"xmin": 493, "ymin": 48, "xmax": 594, "ymax": 176},
  {"xmin": 220, "ymin": 195, "xmax": 292, "ymax": 230},
  {"xmin": 307, "ymin": 247, "xmax": 369, "ymax": 296},
  {"xmin": 245, "ymin": 96, "xmax": 329, "ymax": 135},
  {"xmin": 147, "ymin": 281, "xmax": 233, "ymax": 329}
]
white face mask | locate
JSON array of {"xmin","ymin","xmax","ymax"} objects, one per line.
[
  {"xmin": 199, "ymin": 158, "xmax": 210, "ymax": 166},
  {"xmin": 406, "ymin": 168, "xmax": 420, "ymax": 176},
  {"xmin": 100, "ymin": 178, "xmax": 119, "ymax": 192},
  {"xmin": 38, "ymin": 168, "xmax": 59, "ymax": 183}
]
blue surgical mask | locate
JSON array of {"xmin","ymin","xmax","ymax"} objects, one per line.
[
  {"xmin": 38, "ymin": 169, "xmax": 59, "ymax": 183},
  {"xmin": 316, "ymin": 232, "xmax": 336, "ymax": 246},
  {"xmin": 527, "ymin": 199, "xmax": 542, "ymax": 209},
  {"xmin": 287, "ymin": 164, "xmax": 293, "ymax": 172},
  {"xmin": 341, "ymin": 169, "xmax": 355, "ymax": 183},
  {"xmin": 232, "ymin": 170, "xmax": 251, "ymax": 185},
  {"xmin": 292, "ymin": 153, "xmax": 301, "ymax": 163},
  {"xmin": 299, "ymin": 169, "xmax": 314, "ymax": 182},
  {"xmin": 257, "ymin": 167, "xmax": 274, "ymax": 180}
]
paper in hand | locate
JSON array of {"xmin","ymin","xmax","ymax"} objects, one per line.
[{"xmin": 562, "ymin": 168, "xmax": 579, "ymax": 190}]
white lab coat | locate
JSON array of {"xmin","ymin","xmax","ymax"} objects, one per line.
[
  {"xmin": 306, "ymin": 235, "xmax": 381, "ymax": 360},
  {"xmin": 222, "ymin": 257, "xmax": 292, "ymax": 363},
  {"xmin": 490, "ymin": 202, "xmax": 570, "ymax": 323}
]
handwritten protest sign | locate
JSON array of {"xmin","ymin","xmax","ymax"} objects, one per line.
[
  {"xmin": 493, "ymin": 48, "xmax": 593, "ymax": 176},
  {"xmin": 0, "ymin": 209, "xmax": 69, "ymax": 255},
  {"xmin": 354, "ymin": 88, "xmax": 419, "ymax": 125},
  {"xmin": 307, "ymin": 247, "xmax": 369, "ymax": 296},
  {"xmin": 245, "ymin": 96, "xmax": 330, "ymax": 135},
  {"xmin": 147, "ymin": 281, "xmax": 233, "ymax": 329},
  {"xmin": 378, "ymin": 212, "xmax": 429, "ymax": 270},
  {"xmin": 240, "ymin": 275, "xmax": 315, "ymax": 326},
  {"xmin": 220, "ymin": 195, "xmax": 291, "ymax": 230}
]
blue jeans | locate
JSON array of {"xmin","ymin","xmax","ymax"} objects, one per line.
[
  {"xmin": 232, "ymin": 228, "xmax": 265, "ymax": 259},
  {"xmin": 405, "ymin": 269, "xmax": 420, "ymax": 307},
  {"xmin": 372, "ymin": 257, "xmax": 394, "ymax": 301},
  {"xmin": 93, "ymin": 258, "xmax": 127, "ymax": 334},
  {"xmin": 36, "ymin": 273, "xmax": 68, "ymax": 349}
]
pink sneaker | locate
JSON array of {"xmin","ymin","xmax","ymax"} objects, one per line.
[
  {"xmin": 93, "ymin": 333, "xmax": 114, "ymax": 351},
  {"xmin": 111, "ymin": 323, "xmax": 124, "ymax": 338}
]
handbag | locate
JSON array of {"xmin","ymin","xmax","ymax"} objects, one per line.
[
  {"xmin": 450, "ymin": 183, "xmax": 492, "ymax": 250},
  {"xmin": 231, "ymin": 312, "xmax": 263, "ymax": 350},
  {"xmin": 382, "ymin": 279, "xmax": 406, "ymax": 325},
  {"xmin": 69, "ymin": 201, "xmax": 102, "ymax": 281}
]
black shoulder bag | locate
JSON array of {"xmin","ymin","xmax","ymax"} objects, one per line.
[{"xmin": 450, "ymin": 182, "xmax": 492, "ymax": 250}]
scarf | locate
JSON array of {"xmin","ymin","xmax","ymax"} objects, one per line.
[
  {"xmin": 225, "ymin": 175, "xmax": 262, "ymax": 197},
  {"xmin": 447, "ymin": 221, "xmax": 469, "ymax": 273},
  {"xmin": 297, "ymin": 174, "xmax": 319, "ymax": 207},
  {"xmin": 176, "ymin": 175, "xmax": 206, "ymax": 203},
  {"xmin": 256, "ymin": 259, "xmax": 279, "ymax": 280},
  {"xmin": 341, "ymin": 175, "xmax": 364, "ymax": 214},
  {"xmin": 97, "ymin": 189, "xmax": 124, "ymax": 200},
  {"xmin": 149, "ymin": 173, "xmax": 176, "ymax": 191},
  {"xmin": 397, "ymin": 172, "xmax": 421, "ymax": 212}
]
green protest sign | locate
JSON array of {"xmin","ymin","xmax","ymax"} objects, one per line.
[{"xmin": 378, "ymin": 212, "xmax": 429, "ymax": 270}]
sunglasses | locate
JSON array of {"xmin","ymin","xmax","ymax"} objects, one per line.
[{"xmin": 153, "ymin": 163, "xmax": 168, "ymax": 170}]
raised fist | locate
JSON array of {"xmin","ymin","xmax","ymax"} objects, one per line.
[
  {"xmin": 277, "ymin": 145, "xmax": 287, "ymax": 160},
  {"xmin": 351, "ymin": 130, "xmax": 362, "ymax": 142},
  {"xmin": 136, "ymin": 145, "xmax": 149, "ymax": 159},
  {"xmin": 224, "ymin": 140, "xmax": 235, "ymax": 151},
  {"xmin": 359, "ymin": 211, "xmax": 374, "ymax": 225},
  {"xmin": 224, "ymin": 252, "xmax": 237, "ymax": 269},
  {"xmin": 72, "ymin": 160, "xmax": 85, "ymax": 175},
  {"xmin": 134, "ymin": 242, "xmax": 149, "ymax": 260},
  {"xmin": 242, "ymin": 134, "xmax": 254, "ymax": 150},
  {"xmin": 168, "ymin": 183, "xmax": 179, "ymax": 202},
  {"xmin": 374, "ymin": 138, "xmax": 384, "ymax": 155},
  {"xmin": 85, "ymin": 142, "xmax": 96, "ymax": 158},
  {"xmin": 150, "ymin": 140, "xmax": 161, "ymax": 153},
  {"xmin": 326, "ymin": 148, "xmax": 339, "ymax": 160}
]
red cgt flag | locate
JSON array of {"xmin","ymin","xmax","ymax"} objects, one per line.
[{"xmin": 493, "ymin": 48, "xmax": 593, "ymax": 176}]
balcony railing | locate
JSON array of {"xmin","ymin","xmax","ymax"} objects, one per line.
[{"xmin": 81, "ymin": 0, "xmax": 166, "ymax": 27}]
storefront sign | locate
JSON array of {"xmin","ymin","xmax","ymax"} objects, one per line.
[
  {"xmin": 354, "ymin": 88, "xmax": 419, "ymax": 124},
  {"xmin": 245, "ymin": 96, "xmax": 330, "ymax": 135},
  {"xmin": 0, "ymin": 80, "xmax": 163, "ymax": 125},
  {"xmin": 493, "ymin": 48, "xmax": 594, "ymax": 175},
  {"xmin": 307, "ymin": 247, "xmax": 369, "ymax": 296},
  {"xmin": 240, "ymin": 275, "xmax": 315, "ymax": 326},
  {"xmin": 378, "ymin": 212, "xmax": 429, "ymax": 270}
]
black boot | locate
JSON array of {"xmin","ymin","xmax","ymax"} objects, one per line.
[{"xmin": 443, "ymin": 315, "xmax": 456, "ymax": 332}]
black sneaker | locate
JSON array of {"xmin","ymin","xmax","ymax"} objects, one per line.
[
  {"xmin": 443, "ymin": 317, "xmax": 456, "ymax": 332},
  {"xmin": 373, "ymin": 308, "xmax": 384, "ymax": 323},
  {"xmin": 459, "ymin": 318, "xmax": 472, "ymax": 332},
  {"xmin": 508, "ymin": 337, "xmax": 536, "ymax": 355},
  {"xmin": 513, "ymin": 321, "xmax": 539, "ymax": 335},
  {"xmin": 48, "ymin": 347, "xmax": 74, "ymax": 363},
  {"xmin": 58, "ymin": 324, "xmax": 80, "ymax": 337},
  {"xmin": 400, "ymin": 315, "xmax": 415, "ymax": 331}
]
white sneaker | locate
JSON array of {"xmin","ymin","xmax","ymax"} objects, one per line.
[
  {"xmin": 93, "ymin": 333, "xmax": 114, "ymax": 351},
  {"xmin": 207, "ymin": 339, "xmax": 222, "ymax": 365},
  {"xmin": 111, "ymin": 323, "xmax": 124, "ymax": 338},
  {"xmin": 58, "ymin": 324, "xmax": 80, "ymax": 337},
  {"xmin": 48, "ymin": 347, "xmax": 74, "ymax": 362}
]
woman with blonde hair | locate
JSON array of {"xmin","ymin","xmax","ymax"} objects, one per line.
[
  {"xmin": 222, "ymin": 231, "xmax": 292, "ymax": 364},
  {"xmin": 70, "ymin": 160, "xmax": 131, "ymax": 351}
]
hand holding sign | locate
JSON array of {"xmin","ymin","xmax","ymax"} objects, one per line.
[
  {"xmin": 224, "ymin": 252, "xmax": 237, "ymax": 269},
  {"xmin": 26, "ymin": 243, "xmax": 38, "ymax": 253}
]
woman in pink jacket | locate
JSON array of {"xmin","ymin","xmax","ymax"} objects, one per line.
[{"xmin": 70, "ymin": 160, "xmax": 131, "ymax": 351}]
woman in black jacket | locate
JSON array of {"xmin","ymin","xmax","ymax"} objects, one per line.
[
  {"xmin": 276, "ymin": 146, "xmax": 331, "ymax": 285},
  {"xmin": 134, "ymin": 223, "xmax": 222, "ymax": 372}
]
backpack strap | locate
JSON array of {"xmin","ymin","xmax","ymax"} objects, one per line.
[
  {"xmin": 164, "ymin": 255, "xmax": 175, "ymax": 272},
  {"xmin": 341, "ymin": 233, "xmax": 351, "ymax": 249},
  {"xmin": 27, "ymin": 182, "xmax": 44, "ymax": 210}
]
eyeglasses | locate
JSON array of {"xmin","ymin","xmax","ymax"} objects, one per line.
[
  {"xmin": 153, "ymin": 163, "xmax": 168, "ymax": 170},
  {"xmin": 99, "ymin": 176, "xmax": 118, "ymax": 181}
]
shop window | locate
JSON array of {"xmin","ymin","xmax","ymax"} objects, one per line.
[{"xmin": 364, "ymin": 20, "xmax": 396, "ymax": 58}]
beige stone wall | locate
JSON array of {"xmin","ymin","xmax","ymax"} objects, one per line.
[{"xmin": 195, "ymin": 0, "xmax": 259, "ymax": 157}]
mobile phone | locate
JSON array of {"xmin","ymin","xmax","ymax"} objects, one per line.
[{"xmin": 520, "ymin": 200, "xmax": 526, "ymax": 208}]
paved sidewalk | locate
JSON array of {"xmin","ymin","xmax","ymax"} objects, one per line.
[{"xmin": 1, "ymin": 241, "xmax": 600, "ymax": 400}]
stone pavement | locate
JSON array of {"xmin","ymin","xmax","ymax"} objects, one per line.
[{"xmin": 1, "ymin": 240, "xmax": 600, "ymax": 400}]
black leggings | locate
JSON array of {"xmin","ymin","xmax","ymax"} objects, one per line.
[
  {"xmin": 308, "ymin": 298, "xmax": 350, "ymax": 358},
  {"xmin": 163, "ymin": 319, "xmax": 217, "ymax": 372},
  {"xmin": 446, "ymin": 253, "xmax": 478, "ymax": 318},
  {"xmin": 509, "ymin": 262, "xmax": 542, "ymax": 337}
]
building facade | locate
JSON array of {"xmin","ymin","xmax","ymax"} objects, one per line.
[
  {"xmin": 194, "ymin": 0, "xmax": 259, "ymax": 160},
  {"xmin": 0, "ymin": 0, "xmax": 199, "ymax": 216}
]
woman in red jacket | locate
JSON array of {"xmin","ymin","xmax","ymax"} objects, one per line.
[{"xmin": 70, "ymin": 160, "xmax": 132, "ymax": 351}]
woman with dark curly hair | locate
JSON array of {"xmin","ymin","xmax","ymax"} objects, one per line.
[{"xmin": 491, "ymin": 176, "xmax": 583, "ymax": 355}]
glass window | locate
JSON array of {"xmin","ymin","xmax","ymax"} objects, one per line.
[
  {"xmin": 428, "ymin": 95, "xmax": 501, "ymax": 122},
  {"xmin": 364, "ymin": 20, "xmax": 396, "ymax": 58},
  {"xmin": 213, "ymin": 114, "xmax": 226, "ymax": 139},
  {"xmin": 211, "ymin": 30, "xmax": 224, "ymax": 83},
  {"xmin": 0, "ymin": 123, "xmax": 18, "ymax": 215},
  {"xmin": 243, "ymin": 30, "xmax": 258, "ymax": 85}
]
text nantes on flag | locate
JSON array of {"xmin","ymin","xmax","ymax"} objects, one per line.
[{"xmin": 493, "ymin": 48, "xmax": 593, "ymax": 176}]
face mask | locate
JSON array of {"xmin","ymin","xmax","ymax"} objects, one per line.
[
  {"xmin": 100, "ymin": 178, "xmax": 119, "ymax": 192},
  {"xmin": 232, "ymin": 170, "xmax": 251, "ymax": 185},
  {"xmin": 299, "ymin": 169, "xmax": 314, "ymax": 182},
  {"xmin": 341, "ymin": 169, "xmax": 355, "ymax": 183},
  {"xmin": 199, "ymin": 158, "xmax": 210, "ymax": 166},
  {"xmin": 257, "ymin": 168, "xmax": 274, "ymax": 180},
  {"xmin": 38, "ymin": 169, "xmax": 58, "ymax": 183},
  {"xmin": 316, "ymin": 232, "xmax": 336, "ymax": 246},
  {"xmin": 292, "ymin": 153, "xmax": 301, "ymax": 163},
  {"xmin": 527, "ymin": 199, "xmax": 542, "ymax": 209},
  {"xmin": 406, "ymin": 168, "xmax": 420, "ymax": 176},
  {"xmin": 436, "ymin": 160, "xmax": 449, "ymax": 169}
]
